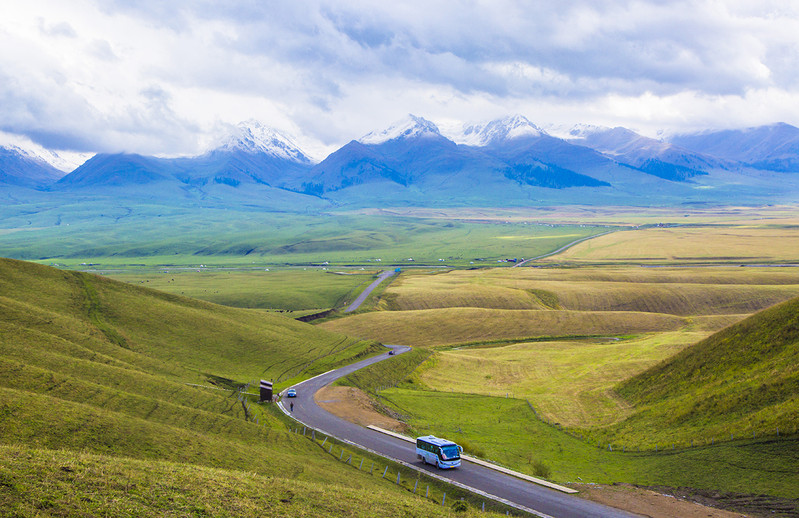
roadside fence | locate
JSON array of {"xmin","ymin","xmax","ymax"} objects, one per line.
[{"xmin": 281, "ymin": 419, "xmax": 527, "ymax": 516}]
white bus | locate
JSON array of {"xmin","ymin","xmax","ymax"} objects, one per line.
[{"xmin": 416, "ymin": 435, "xmax": 463, "ymax": 469}]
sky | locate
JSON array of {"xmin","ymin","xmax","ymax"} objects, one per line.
[{"xmin": 2, "ymin": 0, "xmax": 799, "ymax": 159}]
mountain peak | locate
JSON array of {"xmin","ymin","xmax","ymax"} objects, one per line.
[
  {"xmin": 0, "ymin": 133, "xmax": 92, "ymax": 173},
  {"xmin": 358, "ymin": 114, "xmax": 442, "ymax": 145},
  {"xmin": 457, "ymin": 115, "xmax": 543, "ymax": 146},
  {"xmin": 216, "ymin": 120, "xmax": 311, "ymax": 163}
]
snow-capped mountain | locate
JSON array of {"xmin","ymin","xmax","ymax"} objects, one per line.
[
  {"xmin": 215, "ymin": 120, "xmax": 313, "ymax": 164},
  {"xmin": 0, "ymin": 144, "xmax": 71, "ymax": 188},
  {"xmin": 358, "ymin": 114, "xmax": 442, "ymax": 145},
  {"xmin": 565, "ymin": 125, "xmax": 724, "ymax": 181},
  {"xmin": 669, "ymin": 122, "xmax": 799, "ymax": 171},
  {"xmin": 456, "ymin": 115, "xmax": 543, "ymax": 146},
  {"xmin": 0, "ymin": 132, "xmax": 92, "ymax": 173}
]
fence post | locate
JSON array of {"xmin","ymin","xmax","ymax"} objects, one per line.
[
  {"xmin": 339, "ymin": 449, "xmax": 344, "ymax": 460},
  {"xmin": 396, "ymin": 472, "xmax": 401, "ymax": 484},
  {"xmin": 426, "ymin": 485, "xmax": 429, "ymax": 498},
  {"xmin": 482, "ymin": 501, "xmax": 485, "ymax": 512},
  {"xmin": 346, "ymin": 455, "xmax": 352, "ymax": 464},
  {"xmin": 442, "ymin": 493, "xmax": 446, "ymax": 506},
  {"xmin": 370, "ymin": 462, "xmax": 374, "ymax": 474},
  {"xmin": 382, "ymin": 466, "xmax": 389, "ymax": 478},
  {"xmin": 359, "ymin": 458, "xmax": 364, "ymax": 470},
  {"xmin": 413, "ymin": 479, "xmax": 418, "ymax": 493},
  {"xmin": 322, "ymin": 437, "xmax": 327, "ymax": 447}
]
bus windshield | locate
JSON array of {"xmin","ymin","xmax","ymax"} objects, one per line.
[{"xmin": 440, "ymin": 445, "xmax": 460, "ymax": 460}]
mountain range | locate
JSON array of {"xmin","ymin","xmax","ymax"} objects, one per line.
[{"xmin": 3, "ymin": 116, "xmax": 799, "ymax": 207}]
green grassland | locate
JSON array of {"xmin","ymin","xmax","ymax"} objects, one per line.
[
  {"xmin": 330, "ymin": 257, "xmax": 799, "ymax": 504},
  {"xmin": 416, "ymin": 333, "xmax": 705, "ymax": 428},
  {"xmin": 0, "ymin": 258, "xmax": 503, "ymax": 516},
  {"xmin": 356, "ymin": 204, "xmax": 799, "ymax": 227},
  {"xmin": 102, "ymin": 268, "xmax": 377, "ymax": 311},
  {"xmin": 603, "ymin": 295, "xmax": 799, "ymax": 447},
  {"xmin": 376, "ymin": 387, "xmax": 799, "ymax": 500},
  {"xmin": 0, "ymin": 202, "xmax": 608, "ymax": 268},
  {"xmin": 0, "ymin": 444, "xmax": 491, "ymax": 518},
  {"xmin": 320, "ymin": 307, "xmax": 690, "ymax": 347}
]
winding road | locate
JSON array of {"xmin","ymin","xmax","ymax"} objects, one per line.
[
  {"xmin": 344, "ymin": 269, "xmax": 397, "ymax": 313},
  {"xmin": 282, "ymin": 345, "xmax": 641, "ymax": 518}
]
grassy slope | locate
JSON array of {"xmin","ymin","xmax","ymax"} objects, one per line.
[
  {"xmin": 379, "ymin": 387, "xmax": 799, "ymax": 499},
  {"xmin": 0, "ymin": 258, "xmax": 377, "ymax": 384},
  {"xmin": 103, "ymin": 268, "xmax": 376, "ymax": 311},
  {"xmin": 0, "ymin": 258, "xmax": 492, "ymax": 517},
  {"xmin": 320, "ymin": 307, "xmax": 688, "ymax": 347},
  {"xmin": 382, "ymin": 267, "xmax": 799, "ymax": 314},
  {"xmin": 606, "ymin": 295, "xmax": 799, "ymax": 445}
]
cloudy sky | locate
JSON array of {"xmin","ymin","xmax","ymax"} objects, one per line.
[{"xmin": 2, "ymin": 0, "xmax": 799, "ymax": 158}]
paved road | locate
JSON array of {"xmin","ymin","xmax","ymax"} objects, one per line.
[
  {"xmin": 515, "ymin": 231, "xmax": 617, "ymax": 267},
  {"xmin": 284, "ymin": 345, "xmax": 641, "ymax": 518},
  {"xmin": 343, "ymin": 269, "xmax": 397, "ymax": 313}
]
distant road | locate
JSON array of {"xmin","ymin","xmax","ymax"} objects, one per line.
[
  {"xmin": 343, "ymin": 269, "xmax": 397, "ymax": 313},
  {"xmin": 284, "ymin": 345, "xmax": 640, "ymax": 518},
  {"xmin": 515, "ymin": 230, "xmax": 618, "ymax": 267}
]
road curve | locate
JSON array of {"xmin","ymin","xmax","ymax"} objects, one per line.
[
  {"xmin": 283, "ymin": 345, "xmax": 641, "ymax": 518},
  {"xmin": 344, "ymin": 270, "xmax": 397, "ymax": 313},
  {"xmin": 515, "ymin": 230, "xmax": 617, "ymax": 267}
]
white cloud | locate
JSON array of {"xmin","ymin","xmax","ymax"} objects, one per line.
[{"xmin": 0, "ymin": 0, "xmax": 798, "ymax": 156}]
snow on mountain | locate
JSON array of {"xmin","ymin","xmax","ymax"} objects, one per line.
[
  {"xmin": 358, "ymin": 114, "xmax": 442, "ymax": 145},
  {"xmin": 669, "ymin": 122, "xmax": 799, "ymax": 170},
  {"xmin": 0, "ymin": 133, "xmax": 92, "ymax": 173},
  {"xmin": 563, "ymin": 125, "xmax": 724, "ymax": 181},
  {"xmin": 216, "ymin": 120, "xmax": 312, "ymax": 163},
  {"xmin": 545, "ymin": 123, "xmax": 610, "ymax": 140},
  {"xmin": 456, "ymin": 115, "xmax": 543, "ymax": 146},
  {"xmin": 567, "ymin": 126, "xmax": 673, "ymax": 157}
]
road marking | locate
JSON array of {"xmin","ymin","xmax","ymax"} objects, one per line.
[
  {"xmin": 281, "ymin": 410, "xmax": 555, "ymax": 518},
  {"xmin": 368, "ymin": 425, "xmax": 579, "ymax": 494}
]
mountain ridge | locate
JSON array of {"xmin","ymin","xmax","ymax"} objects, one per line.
[{"xmin": 5, "ymin": 117, "xmax": 799, "ymax": 206}]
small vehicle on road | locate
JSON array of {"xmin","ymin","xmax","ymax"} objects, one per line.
[
  {"xmin": 286, "ymin": 388, "xmax": 297, "ymax": 398},
  {"xmin": 416, "ymin": 435, "xmax": 462, "ymax": 469},
  {"xmin": 388, "ymin": 349, "xmax": 395, "ymax": 355}
]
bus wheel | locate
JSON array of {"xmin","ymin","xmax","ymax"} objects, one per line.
[{"xmin": 434, "ymin": 459, "xmax": 439, "ymax": 469}]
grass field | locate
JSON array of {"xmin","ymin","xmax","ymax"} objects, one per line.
[
  {"xmin": 416, "ymin": 332, "xmax": 709, "ymax": 428},
  {"xmin": 324, "ymin": 249, "xmax": 799, "ymax": 503},
  {"xmin": 0, "ymin": 257, "xmax": 504, "ymax": 516},
  {"xmin": 0, "ymin": 201, "xmax": 610, "ymax": 268},
  {"xmin": 381, "ymin": 266, "xmax": 799, "ymax": 313},
  {"xmin": 602, "ymin": 295, "xmax": 799, "ymax": 447},
  {"xmin": 379, "ymin": 388, "xmax": 799, "ymax": 500},
  {"xmin": 320, "ymin": 307, "xmax": 690, "ymax": 347},
  {"xmin": 102, "ymin": 268, "xmax": 377, "ymax": 311},
  {"xmin": 355, "ymin": 204, "xmax": 799, "ymax": 227},
  {"xmin": 542, "ymin": 226, "xmax": 799, "ymax": 264}
]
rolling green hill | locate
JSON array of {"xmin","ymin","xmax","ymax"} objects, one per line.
[
  {"xmin": 0, "ymin": 258, "xmax": 490, "ymax": 516},
  {"xmin": 607, "ymin": 295, "xmax": 799, "ymax": 445}
]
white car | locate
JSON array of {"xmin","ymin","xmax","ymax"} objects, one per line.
[{"xmin": 286, "ymin": 388, "xmax": 297, "ymax": 398}]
